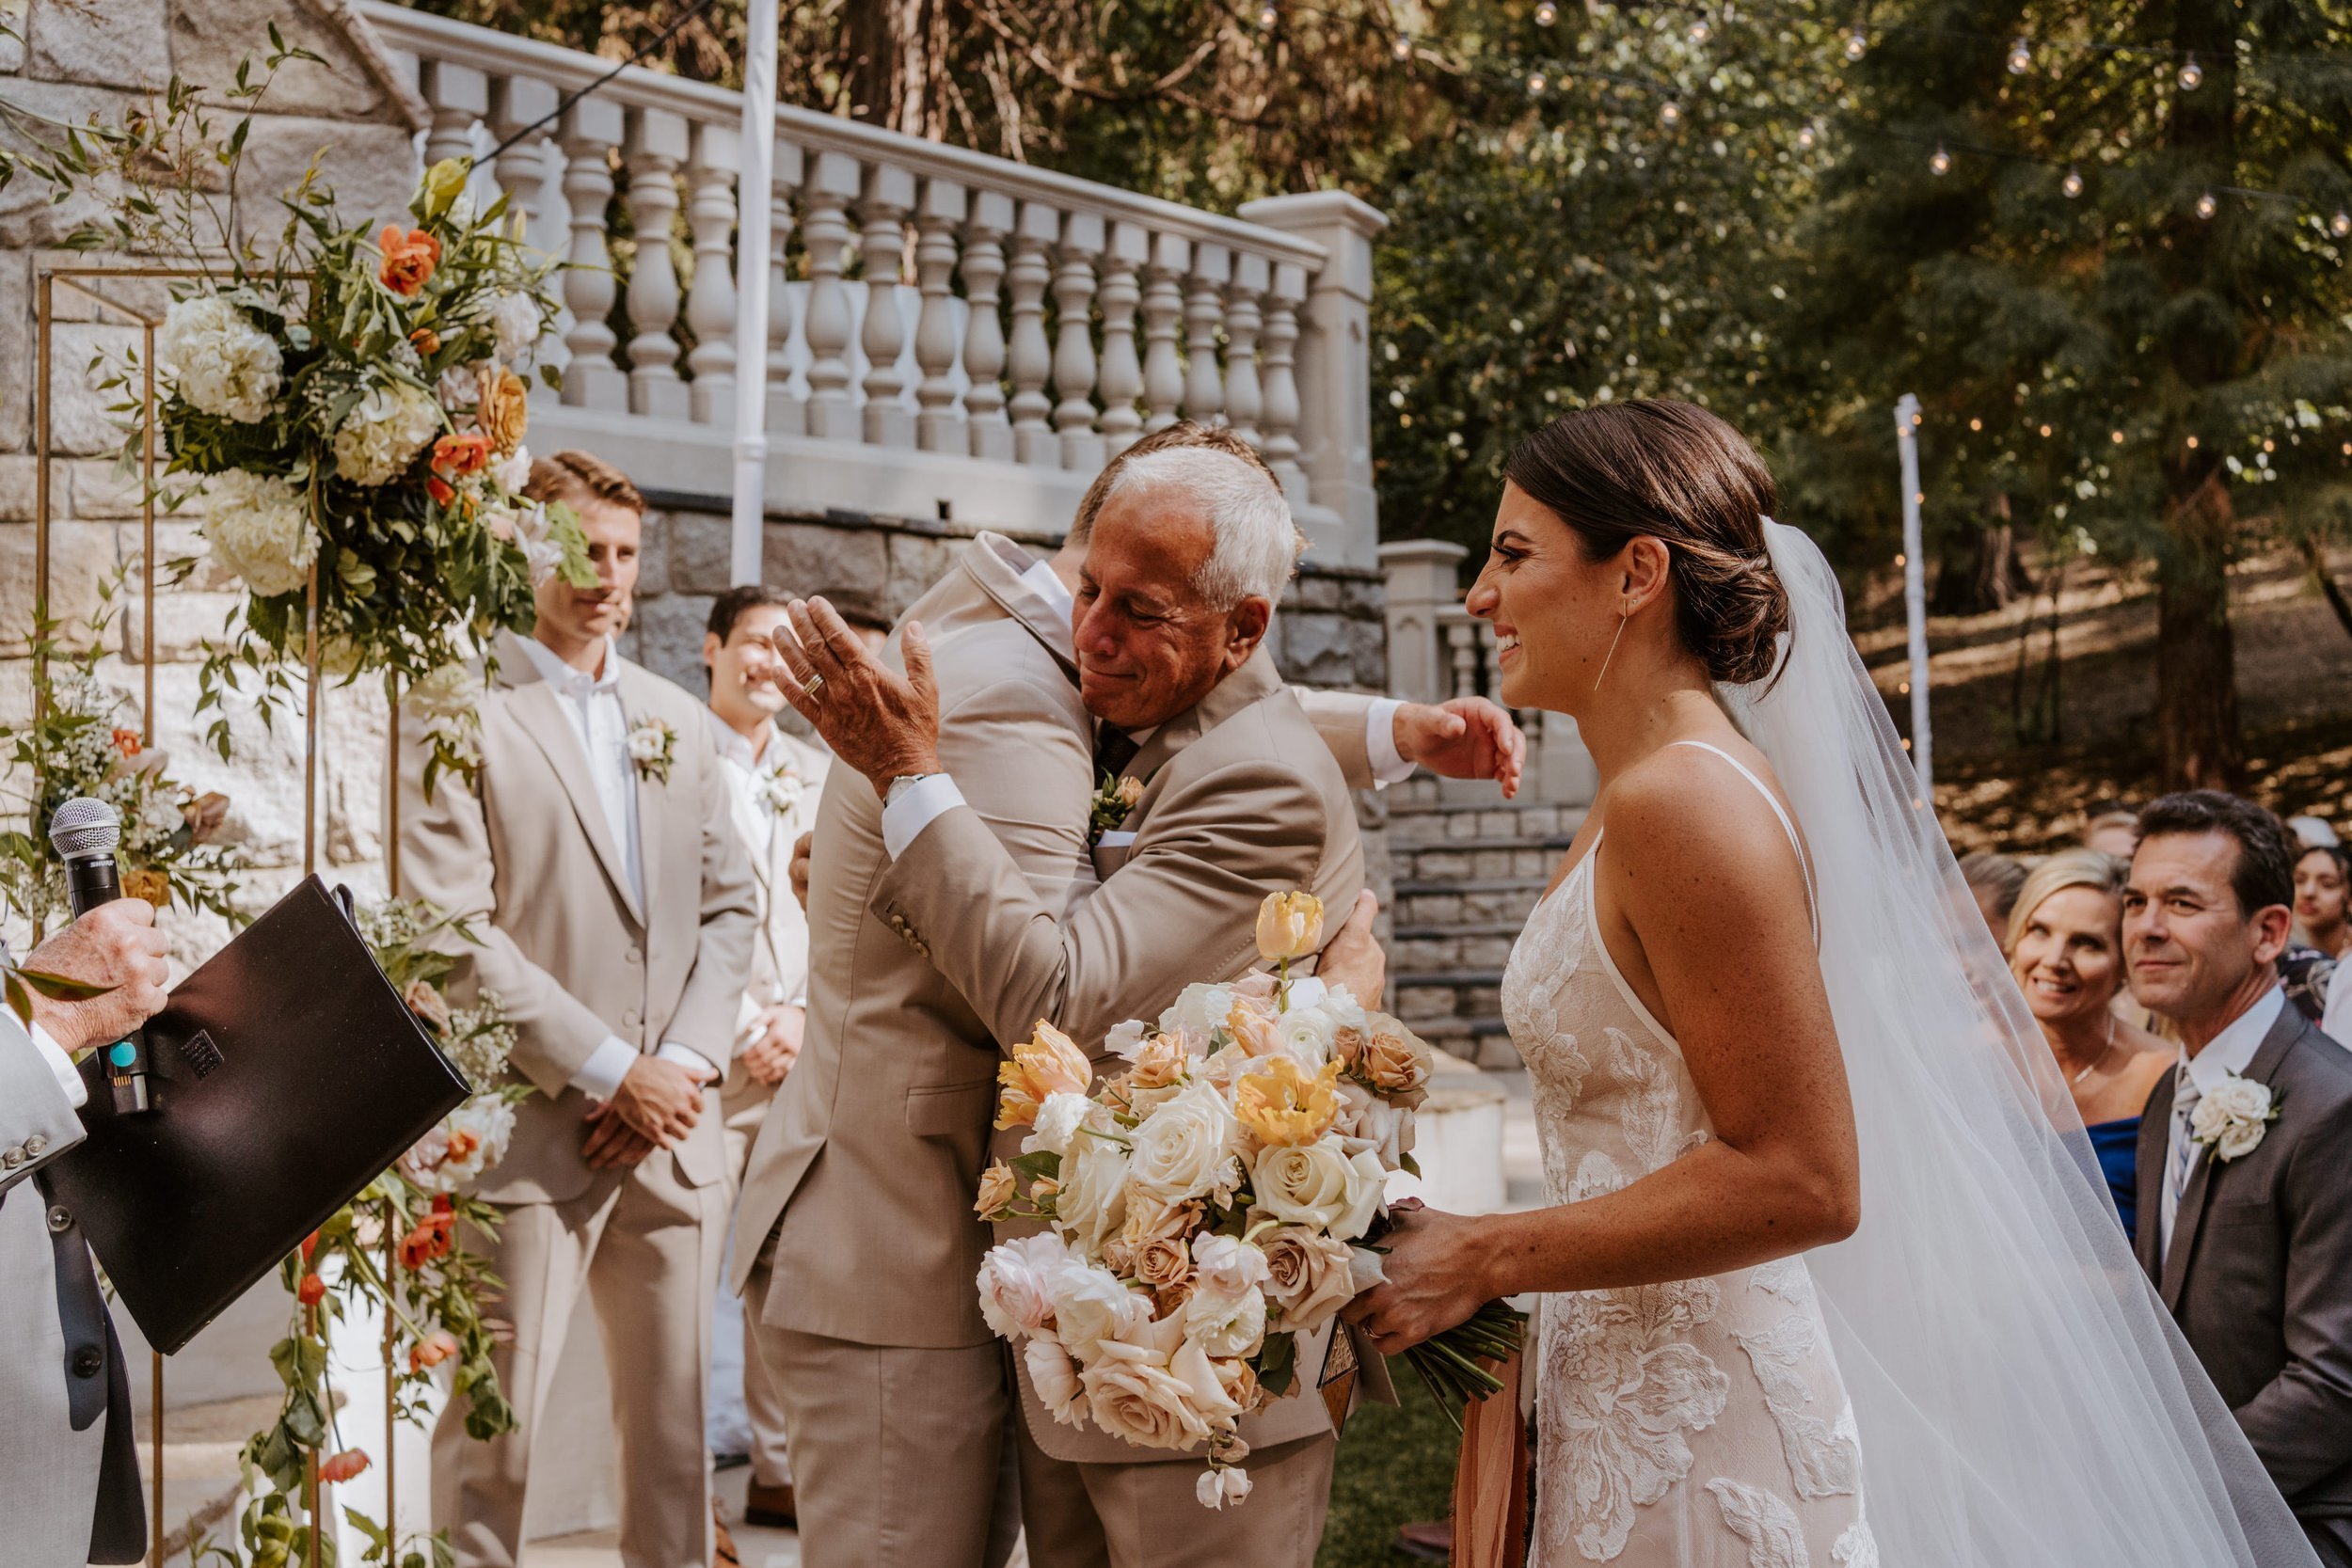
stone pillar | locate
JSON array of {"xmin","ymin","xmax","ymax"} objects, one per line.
[
  {"xmin": 1377, "ymin": 539, "xmax": 1464, "ymax": 704},
  {"xmin": 1236, "ymin": 191, "xmax": 1389, "ymax": 568}
]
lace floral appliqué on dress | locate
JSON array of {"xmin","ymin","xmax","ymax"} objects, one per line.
[{"xmin": 1500, "ymin": 787, "xmax": 1867, "ymax": 1565}]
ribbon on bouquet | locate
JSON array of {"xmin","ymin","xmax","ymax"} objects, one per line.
[{"xmin": 1450, "ymin": 1346, "xmax": 1531, "ymax": 1568}]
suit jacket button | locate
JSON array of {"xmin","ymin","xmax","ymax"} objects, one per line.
[
  {"xmin": 622, "ymin": 1010, "xmax": 640, "ymax": 1029},
  {"xmin": 627, "ymin": 947, "xmax": 643, "ymax": 965},
  {"xmin": 2, "ymin": 1147, "xmax": 20, "ymax": 1168},
  {"xmin": 72, "ymin": 1346, "xmax": 103, "ymax": 1379},
  {"xmin": 24, "ymin": 1134, "xmax": 44, "ymax": 1157},
  {"xmin": 47, "ymin": 1205, "xmax": 72, "ymax": 1234}
]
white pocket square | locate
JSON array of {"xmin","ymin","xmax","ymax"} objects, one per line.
[{"xmin": 1096, "ymin": 831, "xmax": 1136, "ymax": 848}]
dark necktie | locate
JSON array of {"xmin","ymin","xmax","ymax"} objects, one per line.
[{"xmin": 1094, "ymin": 725, "xmax": 1140, "ymax": 781}]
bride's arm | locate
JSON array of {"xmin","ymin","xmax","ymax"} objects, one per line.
[{"xmin": 1344, "ymin": 755, "xmax": 1861, "ymax": 1353}]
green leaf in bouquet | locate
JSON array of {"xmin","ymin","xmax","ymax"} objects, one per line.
[
  {"xmin": 1008, "ymin": 1149, "xmax": 1062, "ymax": 1184},
  {"xmin": 1256, "ymin": 1329, "xmax": 1298, "ymax": 1398},
  {"xmin": 11, "ymin": 965, "xmax": 118, "ymax": 1001}
]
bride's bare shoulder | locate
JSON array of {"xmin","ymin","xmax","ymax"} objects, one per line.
[{"xmin": 1602, "ymin": 733, "xmax": 1806, "ymax": 892}]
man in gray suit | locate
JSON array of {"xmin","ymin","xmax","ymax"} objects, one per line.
[
  {"xmin": 2128, "ymin": 790, "xmax": 2352, "ymax": 1568},
  {"xmin": 0, "ymin": 898, "xmax": 171, "ymax": 1567}
]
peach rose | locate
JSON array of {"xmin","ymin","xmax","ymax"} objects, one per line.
[
  {"xmin": 403, "ymin": 978, "xmax": 453, "ymax": 1037},
  {"xmin": 1256, "ymin": 1222, "xmax": 1358, "ymax": 1334},
  {"xmin": 1126, "ymin": 1031, "xmax": 1192, "ymax": 1091},
  {"xmin": 996, "ymin": 1021, "xmax": 1092, "ymax": 1129},
  {"xmin": 408, "ymin": 1329, "xmax": 460, "ymax": 1372},
  {"xmin": 976, "ymin": 1160, "xmax": 1018, "ymax": 1217},
  {"xmin": 475, "ymin": 365, "xmax": 529, "ymax": 453},
  {"xmin": 1355, "ymin": 1014, "xmax": 1433, "ymax": 1108},
  {"xmin": 1225, "ymin": 999, "xmax": 1284, "ymax": 1059},
  {"xmin": 378, "ymin": 226, "xmax": 441, "ymax": 295},
  {"xmin": 119, "ymin": 867, "xmax": 169, "ymax": 908}
]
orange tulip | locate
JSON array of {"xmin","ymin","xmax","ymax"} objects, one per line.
[
  {"xmin": 425, "ymin": 476, "xmax": 456, "ymax": 507},
  {"xmin": 408, "ymin": 1329, "xmax": 460, "ymax": 1372},
  {"xmin": 318, "ymin": 1449, "xmax": 371, "ymax": 1483},
  {"xmin": 408, "ymin": 325, "xmax": 440, "ymax": 356},
  {"xmin": 378, "ymin": 226, "xmax": 441, "ymax": 295},
  {"xmin": 296, "ymin": 1272, "xmax": 326, "ymax": 1307},
  {"xmin": 432, "ymin": 431, "xmax": 492, "ymax": 477}
]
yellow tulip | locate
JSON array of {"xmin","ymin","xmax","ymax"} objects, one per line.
[
  {"xmin": 1234, "ymin": 1056, "xmax": 1343, "ymax": 1148},
  {"xmin": 994, "ymin": 1020, "xmax": 1093, "ymax": 1129},
  {"xmin": 1255, "ymin": 891, "xmax": 1325, "ymax": 963}
]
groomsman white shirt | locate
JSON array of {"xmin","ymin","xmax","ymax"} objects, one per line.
[
  {"xmin": 706, "ymin": 708, "xmax": 826, "ymax": 1021},
  {"xmin": 884, "ymin": 561, "xmax": 1414, "ymax": 859},
  {"xmin": 516, "ymin": 634, "xmax": 717, "ymax": 1099},
  {"xmin": 2160, "ymin": 982, "xmax": 2284, "ymax": 1258}
]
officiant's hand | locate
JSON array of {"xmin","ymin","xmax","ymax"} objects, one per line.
[
  {"xmin": 771, "ymin": 597, "xmax": 942, "ymax": 797},
  {"xmin": 1394, "ymin": 697, "xmax": 1526, "ymax": 799},
  {"xmin": 23, "ymin": 899, "xmax": 171, "ymax": 1055}
]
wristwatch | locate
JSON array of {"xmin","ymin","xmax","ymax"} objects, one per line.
[{"xmin": 884, "ymin": 772, "xmax": 943, "ymax": 809}]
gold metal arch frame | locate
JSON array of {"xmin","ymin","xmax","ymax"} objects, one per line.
[{"xmin": 34, "ymin": 263, "xmax": 392, "ymax": 1568}]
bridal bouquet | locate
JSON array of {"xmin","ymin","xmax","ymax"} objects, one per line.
[{"xmin": 974, "ymin": 892, "xmax": 1524, "ymax": 1508}]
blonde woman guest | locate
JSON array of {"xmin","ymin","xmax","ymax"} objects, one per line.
[{"xmin": 2006, "ymin": 849, "xmax": 2172, "ymax": 1241}]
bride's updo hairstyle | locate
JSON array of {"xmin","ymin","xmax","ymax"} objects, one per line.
[{"xmin": 1504, "ymin": 399, "xmax": 1791, "ymax": 687}]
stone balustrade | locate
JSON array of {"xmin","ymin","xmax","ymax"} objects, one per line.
[{"xmin": 357, "ymin": 2, "xmax": 1387, "ymax": 565}]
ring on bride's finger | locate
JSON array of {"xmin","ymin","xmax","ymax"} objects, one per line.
[{"xmin": 803, "ymin": 672, "xmax": 827, "ymax": 699}]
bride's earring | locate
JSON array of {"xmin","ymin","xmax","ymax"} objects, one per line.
[{"xmin": 1593, "ymin": 610, "xmax": 1629, "ymax": 693}]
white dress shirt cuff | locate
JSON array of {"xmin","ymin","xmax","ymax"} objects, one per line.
[
  {"xmin": 881, "ymin": 773, "xmax": 967, "ymax": 860},
  {"xmin": 29, "ymin": 1022, "xmax": 87, "ymax": 1110},
  {"xmin": 571, "ymin": 1034, "xmax": 640, "ymax": 1102},
  {"xmin": 1366, "ymin": 698, "xmax": 1413, "ymax": 788},
  {"xmin": 658, "ymin": 1042, "xmax": 720, "ymax": 1084}
]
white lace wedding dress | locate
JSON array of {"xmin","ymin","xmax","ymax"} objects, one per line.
[{"xmin": 1499, "ymin": 740, "xmax": 1876, "ymax": 1567}]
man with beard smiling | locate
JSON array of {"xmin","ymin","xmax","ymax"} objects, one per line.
[{"xmin": 759, "ymin": 436, "xmax": 1486, "ymax": 1567}]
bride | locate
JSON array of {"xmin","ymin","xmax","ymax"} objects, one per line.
[{"xmin": 1343, "ymin": 400, "xmax": 2314, "ymax": 1567}]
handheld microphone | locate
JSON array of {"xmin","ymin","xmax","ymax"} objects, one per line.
[{"xmin": 49, "ymin": 797, "xmax": 151, "ymax": 1113}]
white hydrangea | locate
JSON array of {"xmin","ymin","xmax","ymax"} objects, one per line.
[
  {"xmin": 332, "ymin": 381, "xmax": 442, "ymax": 485},
  {"xmin": 409, "ymin": 660, "xmax": 484, "ymax": 723},
  {"xmin": 489, "ymin": 292, "xmax": 542, "ymax": 362},
  {"xmin": 491, "ymin": 443, "xmax": 532, "ymax": 494},
  {"xmin": 436, "ymin": 360, "xmax": 487, "ymax": 412},
  {"xmin": 157, "ymin": 295, "xmax": 282, "ymax": 423},
  {"xmin": 199, "ymin": 468, "xmax": 317, "ymax": 597}
]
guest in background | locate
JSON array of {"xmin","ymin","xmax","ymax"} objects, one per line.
[
  {"xmin": 2004, "ymin": 850, "xmax": 2172, "ymax": 1241},
  {"xmin": 1961, "ymin": 849, "xmax": 2027, "ymax": 944},
  {"xmin": 2281, "ymin": 843, "xmax": 2351, "ymax": 1024},
  {"xmin": 2287, "ymin": 815, "xmax": 2341, "ymax": 851},
  {"xmin": 700, "ymin": 586, "xmax": 829, "ymax": 1529},
  {"xmin": 2082, "ymin": 803, "xmax": 2141, "ymax": 859}
]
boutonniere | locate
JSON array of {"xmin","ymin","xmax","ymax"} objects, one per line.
[
  {"xmin": 627, "ymin": 717, "xmax": 677, "ymax": 784},
  {"xmin": 2189, "ymin": 1072, "xmax": 2280, "ymax": 1164},
  {"xmin": 759, "ymin": 764, "xmax": 805, "ymax": 818},
  {"xmin": 1088, "ymin": 771, "xmax": 1144, "ymax": 847}
]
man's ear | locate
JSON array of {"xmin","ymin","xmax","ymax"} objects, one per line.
[
  {"xmin": 1224, "ymin": 596, "xmax": 1272, "ymax": 672},
  {"xmin": 2253, "ymin": 903, "xmax": 2296, "ymax": 967},
  {"xmin": 700, "ymin": 629, "xmax": 722, "ymax": 674}
]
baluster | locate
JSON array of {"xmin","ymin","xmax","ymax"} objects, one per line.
[
  {"xmin": 1006, "ymin": 202, "xmax": 1058, "ymax": 467},
  {"xmin": 1482, "ymin": 622, "xmax": 1505, "ymax": 701},
  {"xmin": 801, "ymin": 152, "xmax": 860, "ymax": 440},
  {"xmin": 912, "ymin": 178, "xmax": 967, "ymax": 453},
  {"xmin": 1447, "ymin": 622, "xmax": 1481, "ymax": 702},
  {"xmin": 1094, "ymin": 221, "xmax": 1147, "ymax": 455},
  {"xmin": 961, "ymin": 191, "xmax": 1015, "ymax": 463},
  {"xmin": 1139, "ymin": 233, "xmax": 1187, "ymax": 434},
  {"xmin": 1051, "ymin": 212, "xmax": 1104, "ymax": 471},
  {"xmin": 684, "ymin": 121, "xmax": 739, "ymax": 426},
  {"xmin": 1260, "ymin": 261, "xmax": 1310, "ymax": 502},
  {"xmin": 622, "ymin": 108, "xmax": 690, "ymax": 420},
  {"xmin": 857, "ymin": 165, "xmax": 915, "ymax": 449},
  {"xmin": 487, "ymin": 76, "xmax": 564, "ymax": 373},
  {"xmin": 420, "ymin": 61, "xmax": 486, "ymax": 170},
  {"xmin": 1224, "ymin": 251, "xmax": 1267, "ymax": 449},
  {"xmin": 558, "ymin": 98, "xmax": 627, "ymax": 410},
  {"xmin": 1184, "ymin": 243, "xmax": 1230, "ymax": 425},
  {"xmin": 765, "ymin": 140, "xmax": 805, "ymax": 437}
]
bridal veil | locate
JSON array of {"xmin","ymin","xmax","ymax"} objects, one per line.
[{"xmin": 1716, "ymin": 519, "xmax": 2316, "ymax": 1567}]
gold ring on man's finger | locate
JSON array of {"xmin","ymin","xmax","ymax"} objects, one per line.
[{"xmin": 803, "ymin": 672, "xmax": 826, "ymax": 699}]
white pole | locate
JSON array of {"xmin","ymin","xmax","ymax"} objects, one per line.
[
  {"xmin": 1895, "ymin": 393, "xmax": 1931, "ymax": 796},
  {"xmin": 729, "ymin": 0, "xmax": 780, "ymax": 585}
]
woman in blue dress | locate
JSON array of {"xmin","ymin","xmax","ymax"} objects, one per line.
[{"xmin": 2004, "ymin": 848, "xmax": 2175, "ymax": 1240}]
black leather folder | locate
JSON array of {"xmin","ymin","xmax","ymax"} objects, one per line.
[{"xmin": 43, "ymin": 876, "xmax": 471, "ymax": 1354}]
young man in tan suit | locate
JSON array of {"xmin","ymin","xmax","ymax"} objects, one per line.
[
  {"xmin": 398, "ymin": 451, "xmax": 758, "ymax": 1568},
  {"xmin": 761, "ymin": 432, "xmax": 1518, "ymax": 1567}
]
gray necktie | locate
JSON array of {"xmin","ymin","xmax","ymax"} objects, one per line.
[{"xmin": 2164, "ymin": 1064, "xmax": 2201, "ymax": 1250}]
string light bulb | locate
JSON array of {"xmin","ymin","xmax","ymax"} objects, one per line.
[
  {"xmin": 2111, "ymin": 430, "xmax": 2125, "ymax": 444},
  {"xmin": 2178, "ymin": 54, "xmax": 2202, "ymax": 90},
  {"xmin": 1660, "ymin": 99, "xmax": 1684, "ymax": 127},
  {"xmin": 1392, "ymin": 33, "xmax": 1411, "ymax": 58},
  {"xmin": 2007, "ymin": 37, "xmax": 2032, "ymax": 73},
  {"xmin": 1535, "ymin": 0, "xmax": 1558, "ymax": 24},
  {"xmin": 1528, "ymin": 70, "xmax": 1547, "ymax": 92},
  {"xmin": 2196, "ymin": 190, "xmax": 2218, "ymax": 220},
  {"xmin": 1844, "ymin": 23, "xmax": 1868, "ymax": 60},
  {"xmin": 1689, "ymin": 15, "xmax": 1713, "ymax": 42},
  {"xmin": 1257, "ymin": 1, "xmax": 1278, "ymax": 26},
  {"xmin": 2186, "ymin": 435, "xmax": 2200, "ymax": 449},
  {"xmin": 2333, "ymin": 211, "xmax": 2352, "ymax": 238},
  {"xmin": 1969, "ymin": 418, "xmax": 1983, "ymax": 431},
  {"xmin": 2061, "ymin": 166, "xmax": 2085, "ymax": 198},
  {"xmin": 1929, "ymin": 145, "xmax": 1952, "ymax": 176}
]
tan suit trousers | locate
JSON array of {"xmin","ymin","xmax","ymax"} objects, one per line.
[
  {"xmin": 432, "ymin": 1150, "xmax": 724, "ymax": 1568},
  {"xmin": 1014, "ymin": 1418, "xmax": 1337, "ymax": 1568},
  {"xmin": 746, "ymin": 1242, "xmax": 1009, "ymax": 1568},
  {"xmin": 721, "ymin": 1085, "xmax": 791, "ymax": 1488}
]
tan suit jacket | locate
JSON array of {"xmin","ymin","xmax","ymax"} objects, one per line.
[
  {"xmin": 870, "ymin": 643, "xmax": 1370, "ymax": 1463},
  {"xmin": 396, "ymin": 630, "xmax": 760, "ymax": 1206},
  {"xmin": 731, "ymin": 535, "xmax": 1386, "ymax": 1352}
]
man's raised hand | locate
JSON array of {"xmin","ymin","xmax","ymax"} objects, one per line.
[
  {"xmin": 1394, "ymin": 696, "xmax": 1527, "ymax": 800},
  {"xmin": 770, "ymin": 597, "xmax": 944, "ymax": 797}
]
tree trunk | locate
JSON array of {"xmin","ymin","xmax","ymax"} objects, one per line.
[
  {"xmin": 2154, "ymin": 469, "xmax": 2244, "ymax": 790},
  {"xmin": 1931, "ymin": 494, "xmax": 2033, "ymax": 617},
  {"xmin": 845, "ymin": 0, "xmax": 952, "ymax": 140}
]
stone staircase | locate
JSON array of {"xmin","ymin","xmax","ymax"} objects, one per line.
[{"xmin": 1384, "ymin": 773, "xmax": 1589, "ymax": 1068}]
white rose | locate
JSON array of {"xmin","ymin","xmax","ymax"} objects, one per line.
[
  {"xmin": 1276, "ymin": 1003, "xmax": 1340, "ymax": 1071},
  {"xmin": 627, "ymin": 724, "xmax": 668, "ymax": 762},
  {"xmin": 2190, "ymin": 1077, "xmax": 2275, "ymax": 1161},
  {"xmin": 1197, "ymin": 1466, "xmax": 1252, "ymax": 1510},
  {"xmin": 199, "ymin": 468, "xmax": 317, "ymax": 598},
  {"xmin": 977, "ymin": 1232, "xmax": 1069, "ymax": 1340},
  {"xmin": 1183, "ymin": 1283, "xmax": 1266, "ymax": 1358},
  {"xmin": 489, "ymin": 291, "xmax": 542, "ymax": 362},
  {"xmin": 158, "ymin": 294, "xmax": 282, "ymax": 422},
  {"xmin": 332, "ymin": 381, "xmax": 442, "ymax": 486},
  {"xmin": 1025, "ymin": 1090, "xmax": 1093, "ymax": 1159},
  {"xmin": 1025, "ymin": 1336, "xmax": 1089, "ymax": 1428},
  {"xmin": 1106, "ymin": 1019, "xmax": 1150, "ymax": 1061},
  {"xmin": 1189, "ymin": 1234, "xmax": 1271, "ymax": 1298},
  {"xmin": 1251, "ymin": 1137, "xmax": 1387, "ymax": 1241},
  {"xmin": 1255, "ymin": 1222, "xmax": 1359, "ymax": 1334},
  {"xmin": 1127, "ymin": 1081, "xmax": 1244, "ymax": 1205},
  {"xmin": 1080, "ymin": 1330, "xmax": 1214, "ymax": 1452},
  {"xmin": 1047, "ymin": 1261, "xmax": 1150, "ymax": 1358},
  {"xmin": 1333, "ymin": 1080, "xmax": 1409, "ymax": 1168},
  {"xmin": 492, "ymin": 443, "xmax": 532, "ymax": 494},
  {"xmin": 1056, "ymin": 1125, "xmax": 1131, "ymax": 1255},
  {"xmin": 1159, "ymin": 982, "xmax": 1236, "ymax": 1044},
  {"xmin": 1168, "ymin": 1335, "xmax": 1243, "ymax": 1427}
]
